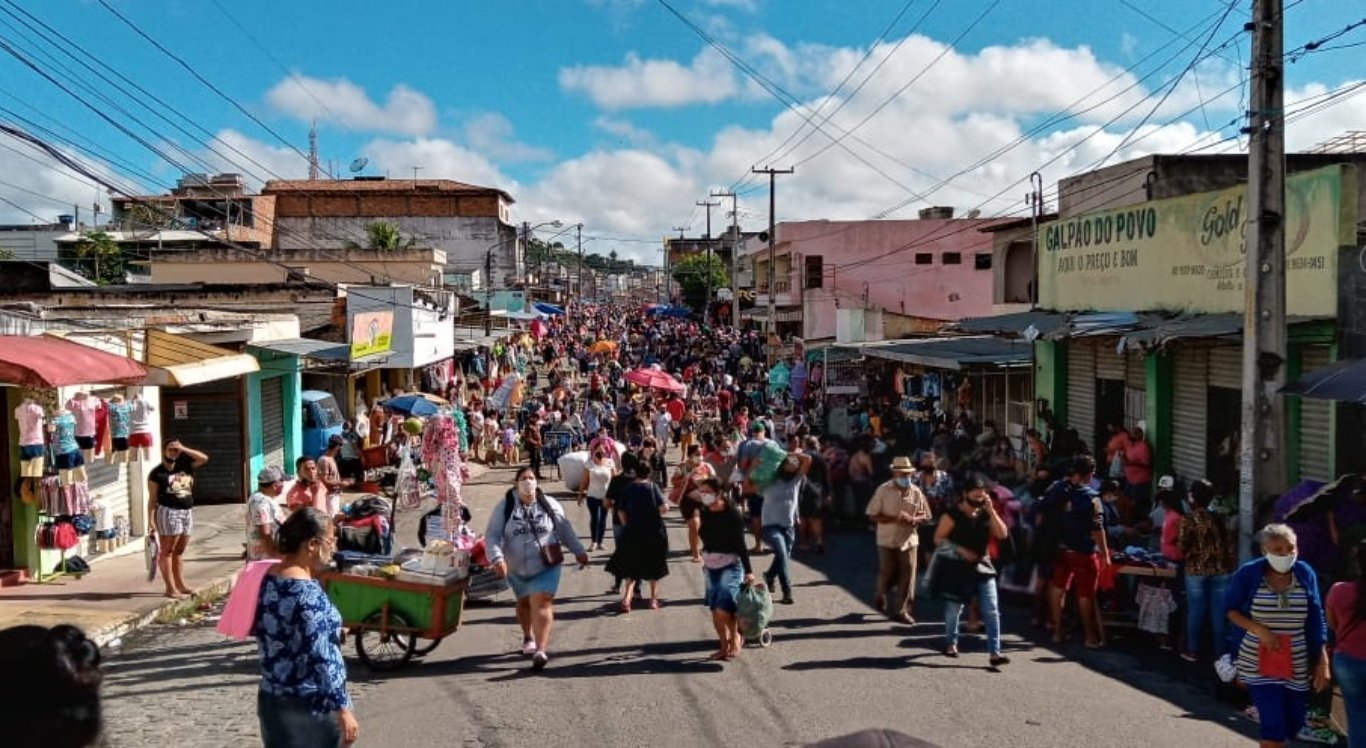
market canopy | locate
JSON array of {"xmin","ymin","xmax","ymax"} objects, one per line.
[
  {"xmin": 143, "ymin": 329, "xmax": 259, "ymax": 387},
  {"xmin": 248, "ymin": 337, "xmax": 352, "ymax": 362},
  {"xmin": 0, "ymin": 335, "xmax": 147, "ymax": 387},
  {"xmin": 838, "ymin": 336, "xmax": 1032, "ymax": 371}
]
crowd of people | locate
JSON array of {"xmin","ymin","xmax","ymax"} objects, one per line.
[{"xmin": 8, "ymin": 299, "xmax": 1366, "ymax": 748}]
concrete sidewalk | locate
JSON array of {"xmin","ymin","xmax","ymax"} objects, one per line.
[
  {"xmin": 0, "ymin": 504, "xmax": 246, "ymax": 647},
  {"xmin": 0, "ymin": 463, "xmax": 492, "ymax": 647}
]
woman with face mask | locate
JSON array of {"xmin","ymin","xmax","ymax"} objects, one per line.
[
  {"xmin": 1224, "ymin": 523, "xmax": 1330, "ymax": 748},
  {"xmin": 933, "ymin": 475, "xmax": 1010, "ymax": 665},
  {"xmin": 254, "ymin": 508, "xmax": 358, "ymax": 747},
  {"xmin": 695, "ymin": 476, "xmax": 754, "ymax": 660},
  {"xmin": 486, "ymin": 467, "xmax": 590, "ymax": 671},
  {"xmin": 671, "ymin": 444, "xmax": 717, "ymax": 563},
  {"xmin": 578, "ymin": 449, "xmax": 619, "ymax": 551}
]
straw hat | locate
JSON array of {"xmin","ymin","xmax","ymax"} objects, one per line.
[{"xmin": 890, "ymin": 456, "xmax": 916, "ymax": 474}]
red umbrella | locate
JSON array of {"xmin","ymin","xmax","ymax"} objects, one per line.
[
  {"xmin": 624, "ymin": 367, "xmax": 684, "ymax": 393},
  {"xmin": 0, "ymin": 335, "xmax": 147, "ymax": 387}
]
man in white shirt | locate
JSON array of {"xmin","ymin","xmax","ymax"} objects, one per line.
[{"xmin": 866, "ymin": 456, "xmax": 931, "ymax": 625}]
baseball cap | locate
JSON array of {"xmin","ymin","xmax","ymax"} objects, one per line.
[
  {"xmin": 750, "ymin": 421, "xmax": 766, "ymax": 434},
  {"xmin": 257, "ymin": 466, "xmax": 286, "ymax": 484},
  {"xmin": 1157, "ymin": 475, "xmax": 1176, "ymax": 490}
]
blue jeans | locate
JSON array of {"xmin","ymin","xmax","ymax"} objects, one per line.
[
  {"xmin": 586, "ymin": 497, "xmax": 608, "ymax": 545},
  {"xmin": 1334, "ymin": 652, "xmax": 1366, "ymax": 748},
  {"xmin": 1247, "ymin": 683, "xmax": 1309, "ymax": 743},
  {"xmin": 943, "ymin": 577, "xmax": 1002, "ymax": 656},
  {"xmin": 1183, "ymin": 572, "xmax": 1229, "ymax": 657},
  {"xmin": 762, "ymin": 525, "xmax": 795, "ymax": 597},
  {"xmin": 257, "ymin": 691, "xmax": 341, "ymax": 748}
]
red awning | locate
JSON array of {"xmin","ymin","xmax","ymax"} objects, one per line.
[{"xmin": 0, "ymin": 336, "xmax": 147, "ymax": 388}]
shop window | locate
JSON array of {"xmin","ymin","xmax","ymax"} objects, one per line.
[
  {"xmin": 974, "ymin": 253, "xmax": 992, "ymax": 270},
  {"xmin": 942, "ymin": 252, "xmax": 962, "ymax": 265},
  {"xmin": 804, "ymin": 255, "xmax": 824, "ymax": 289},
  {"xmin": 915, "ymin": 253, "xmax": 933, "ymax": 265}
]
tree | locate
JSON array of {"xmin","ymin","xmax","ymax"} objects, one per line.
[
  {"xmin": 349, "ymin": 220, "xmax": 415, "ymax": 251},
  {"xmin": 68, "ymin": 231, "xmax": 125, "ymax": 285},
  {"xmin": 671, "ymin": 253, "xmax": 729, "ymax": 311},
  {"xmin": 0, "ymin": 247, "xmax": 13, "ymax": 260}
]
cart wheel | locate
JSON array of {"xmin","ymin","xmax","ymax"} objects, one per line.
[
  {"xmin": 355, "ymin": 611, "xmax": 416, "ymax": 671},
  {"xmin": 759, "ymin": 629, "xmax": 773, "ymax": 648},
  {"xmin": 412, "ymin": 636, "xmax": 443, "ymax": 657}
]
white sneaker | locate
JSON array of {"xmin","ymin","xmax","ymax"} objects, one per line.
[
  {"xmin": 521, "ymin": 639, "xmax": 538, "ymax": 656},
  {"xmin": 532, "ymin": 650, "xmax": 549, "ymax": 671}
]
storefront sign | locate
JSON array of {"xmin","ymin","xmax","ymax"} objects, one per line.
[
  {"xmin": 173, "ymin": 400, "xmax": 188, "ymax": 419},
  {"xmin": 350, "ymin": 311, "xmax": 394, "ymax": 358},
  {"xmin": 1037, "ymin": 165, "xmax": 1353, "ymax": 316}
]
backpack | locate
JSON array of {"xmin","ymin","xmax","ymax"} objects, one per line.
[{"xmin": 1031, "ymin": 480, "xmax": 1069, "ymax": 563}]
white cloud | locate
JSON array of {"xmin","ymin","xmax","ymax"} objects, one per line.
[
  {"xmin": 1120, "ymin": 32, "xmax": 1139, "ymax": 60},
  {"xmin": 703, "ymin": 0, "xmax": 759, "ymax": 10},
  {"xmin": 559, "ymin": 49, "xmax": 740, "ymax": 109},
  {"xmin": 592, "ymin": 116, "xmax": 659, "ymax": 148},
  {"xmin": 266, "ymin": 75, "xmax": 437, "ymax": 136},
  {"xmin": 0, "ymin": 134, "xmax": 145, "ymax": 226},
  {"xmin": 203, "ymin": 128, "xmax": 311, "ymax": 186},
  {"xmin": 461, "ymin": 113, "xmax": 553, "ymax": 163},
  {"xmin": 361, "ymin": 137, "xmax": 516, "ymax": 193}
]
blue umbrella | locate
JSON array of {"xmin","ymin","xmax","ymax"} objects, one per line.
[
  {"xmin": 1282, "ymin": 357, "xmax": 1366, "ymax": 402},
  {"xmin": 382, "ymin": 394, "xmax": 440, "ymax": 417},
  {"xmin": 534, "ymin": 302, "xmax": 565, "ymax": 316}
]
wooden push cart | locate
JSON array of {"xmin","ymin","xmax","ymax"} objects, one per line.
[{"xmin": 321, "ymin": 571, "xmax": 468, "ymax": 671}]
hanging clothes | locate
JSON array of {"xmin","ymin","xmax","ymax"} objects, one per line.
[{"xmin": 1135, "ymin": 583, "xmax": 1178, "ymax": 634}]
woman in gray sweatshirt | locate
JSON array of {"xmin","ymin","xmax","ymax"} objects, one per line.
[{"xmin": 486, "ymin": 466, "xmax": 589, "ymax": 671}]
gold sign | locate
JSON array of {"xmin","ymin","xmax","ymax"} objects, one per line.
[{"xmin": 1037, "ymin": 165, "xmax": 1354, "ymax": 316}]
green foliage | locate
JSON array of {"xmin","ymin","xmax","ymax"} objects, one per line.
[
  {"xmin": 0, "ymin": 247, "xmax": 14, "ymax": 260},
  {"xmin": 351, "ymin": 220, "xmax": 415, "ymax": 251},
  {"xmin": 671, "ymin": 253, "xmax": 729, "ymax": 310},
  {"xmin": 66, "ymin": 231, "xmax": 125, "ymax": 285}
]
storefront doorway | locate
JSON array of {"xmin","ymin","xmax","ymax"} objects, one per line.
[
  {"xmin": 1207, "ymin": 386, "xmax": 1241, "ymax": 494},
  {"xmin": 1095, "ymin": 378, "xmax": 1126, "ymax": 456}
]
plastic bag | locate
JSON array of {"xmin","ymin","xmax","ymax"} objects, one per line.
[
  {"xmin": 736, "ymin": 582, "xmax": 773, "ymax": 642},
  {"xmin": 395, "ymin": 451, "xmax": 422, "ymax": 510},
  {"xmin": 747, "ymin": 441, "xmax": 789, "ymax": 489}
]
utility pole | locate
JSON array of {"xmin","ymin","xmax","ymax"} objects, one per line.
[
  {"xmin": 697, "ymin": 199, "xmax": 720, "ymax": 316},
  {"xmin": 752, "ymin": 166, "xmax": 794, "ymax": 350},
  {"xmin": 1027, "ymin": 171, "xmax": 1044, "ymax": 305},
  {"xmin": 483, "ymin": 241, "xmax": 494, "ymax": 336},
  {"xmin": 576, "ymin": 222, "xmax": 584, "ymax": 327},
  {"xmin": 669, "ymin": 226, "xmax": 686, "ymax": 305},
  {"xmin": 1238, "ymin": 0, "xmax": 1286, "ymax": 561},
  {"xmin": 711, "ymin": 189, "xmax": 740, "ymax": 329}
]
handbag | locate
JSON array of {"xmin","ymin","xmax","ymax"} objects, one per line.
[
  {"xmin": 1258, "ymin": 635, "xmax": 1294, "ymax": 679},
  {"xmin": 526, "ymin": 501, "xmax": 564, "ymax": 567}
]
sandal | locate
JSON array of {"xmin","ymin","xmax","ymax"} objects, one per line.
[
  {"xmin": 650, "ymin": 598, "xmax": 661, "ymax": 610},
  {"xmin": 943, "ymin": 646, "xmax": 959, "ymax": 658}
]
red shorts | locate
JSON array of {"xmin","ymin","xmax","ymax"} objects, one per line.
[
  {"xmin": 128, "ymin": 432, "xmax": 154, "ymax": 449},
  {"xmin": 1051, "ymin": 550, "xmax": 1100, "ymax": 597}
]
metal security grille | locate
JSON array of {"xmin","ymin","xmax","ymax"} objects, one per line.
[
  {"xmin": 1067, "ymin": 341, "xmax": 1096, "ymax": 451},
  {"xmin": 161, "ymin": 379, "xmax": 244, "ymax": 504},
  {"xmin": 1298, "ymin": 344, "xmax": 1333, "ymax": 482},
  {"xmin": 1171, "ymin": 348, "xmax": 1209, "ymax": 483},
  {"xmin": 261, "ymin": 376, "xmax": 286, "ymax": 471}
]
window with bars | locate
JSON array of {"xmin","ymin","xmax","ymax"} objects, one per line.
[{"xmin": 804, "ymin": 255, "xmax": 823, "ymax": 289}]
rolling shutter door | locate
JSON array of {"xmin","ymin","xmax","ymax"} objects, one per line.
[
  {"xmin": 261, "ymin": 376, "xmax": 285, "ymax": 469},
  {"xmin": 1208, "ymin": 344, "xmax": 1242, "ymax": 390},
  {"xmin": 1298, "ymin": 345, "xmax": 1333, "ymax": 482},
  {"xmin": 161, "ymin": 379, "xmax": 244, "ymax": 505},
  {"xmin": 1095, "ymin": 342, "xmax": 1125, "ymax": 382},
  {"xmin": 1171, "ymin": 349, "xmax": 1208, "ymax": 483},
  {"xmin": 1067, "ymin": 341, "xmax": 1096, "ymax": 451},
  {"xmin": 85, "ymin": 387, "xmax": 132, "ymax": 556},
  {"xmin": 1124, "ymin": 349, "xmax": 1147, "ymax": 429}
]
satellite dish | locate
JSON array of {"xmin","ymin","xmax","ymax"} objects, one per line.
[
  {"xmin": 966, "ymin": 209, "xmax": 981, "ymax": 219},
  {"xmin": 348, "ymin": 157, "xmax": 369, "ymax": 173}
]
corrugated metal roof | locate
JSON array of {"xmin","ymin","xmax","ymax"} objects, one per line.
[
  {"xmin": 953, "ymin": 311, "xmax": 1070, "ymax": 338},
  {"xmin": 262, "ymin": 178, "xmax": 514, "ymax": 202},
  {"xmin": 248, "ymin": 338, "xmax": 351, "ymax": 361},
  {"xmin": 837, "ymin": 336, "xmax": 1032, "ymax": 370}
]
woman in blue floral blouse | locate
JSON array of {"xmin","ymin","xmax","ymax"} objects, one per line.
[{"xmin": 254, "ymin": 508, "xmax": 358, "ymax": 747}]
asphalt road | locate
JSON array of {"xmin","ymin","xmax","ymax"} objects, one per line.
[{"xmin": 100, "ymin": 462, "xmax": 1262, "ymax": 748}]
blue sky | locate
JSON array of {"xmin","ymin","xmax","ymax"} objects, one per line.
[{"xmin": 0, "ymin": 0, "xmax": 1361, "ymax": 262}]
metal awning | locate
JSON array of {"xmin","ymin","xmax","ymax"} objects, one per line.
[
  {"xmin": 837, "ymin": 336, "xmax": 1032, "ymax": 371},
  {"xmin": 953, "ymin": 311, "xmax": 1069, "ymax": 338},
  {"xmin": 248, "ymin": 337, "xmax": 352, "ymax": 362},
  {"xmin": 143, "ymin": 329, "xmax": 259, "ymax": 387},
  {"xmin": 742, "ymin": 307, "xmax": 802, "ymax": 322}
]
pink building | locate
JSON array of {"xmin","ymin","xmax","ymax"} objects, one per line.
[{"xmin": 745, "ymin": 211, "xmax": 1004, "ymax": 342}]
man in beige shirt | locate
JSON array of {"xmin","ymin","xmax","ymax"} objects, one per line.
[{"xmin": 866, "ymin": 455, "xmax": 931, "ymax": 625}]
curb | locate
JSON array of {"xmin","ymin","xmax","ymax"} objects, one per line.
[{"xmin": 91, "ymin": 571, "xmax": 238, "ymax": 649}]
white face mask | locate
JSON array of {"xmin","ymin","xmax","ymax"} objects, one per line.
[
  {"xmin": 517, "ymin": 478, "xmax": 537, "ymax": 496},
  {"xmin": 1266, "ymin": 552, "xmax": 1297, "ymax": 573}
]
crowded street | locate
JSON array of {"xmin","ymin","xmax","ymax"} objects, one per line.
[{"xmin": 99, "ymin": 460, "xmax": 1259, "ymax": 748}]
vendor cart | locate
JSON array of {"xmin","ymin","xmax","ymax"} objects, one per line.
[{"xmin": 321, "ymin": 571, "xmax": 468, "ymax": 671}]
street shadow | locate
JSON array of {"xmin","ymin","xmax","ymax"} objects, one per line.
[
  {"xmin": 0, "ymin": 591, "xmax": 168, "ymax": 602},
  {"xmin": 783, "ymin": 655, "xmax": 909, "ymax": 671}
]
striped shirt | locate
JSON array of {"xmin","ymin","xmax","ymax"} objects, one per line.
[{"xmin": 1236, "ymin": 579, "xmax": 1310, "ymax": 689}]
